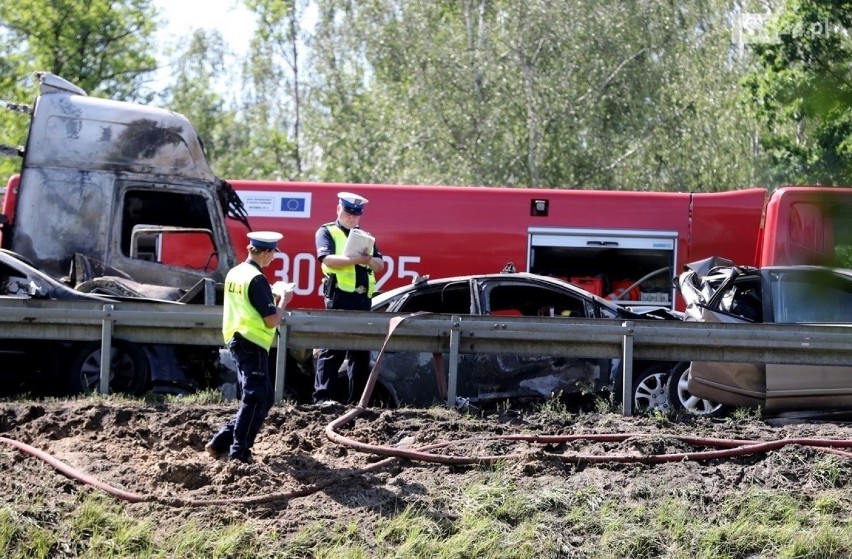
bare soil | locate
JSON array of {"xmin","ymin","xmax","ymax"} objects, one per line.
[{"xmin": 2, "ymin": 398, "xmax": 852, "ymax": 541}]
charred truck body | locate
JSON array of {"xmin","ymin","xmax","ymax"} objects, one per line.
[
  {"xmin": 1, "ymin": 72, "xmax": 248, "ymax": 299},
  {"xmin": 0, "ymin": 72, "xmax": 251, "ymax": 395}
]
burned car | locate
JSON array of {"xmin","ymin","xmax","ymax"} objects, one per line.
[
  {"xmin": 0, "ymin": 249, "xmax": 225, "ymax": 396},
  {"xmin": 672, "ymin": 257, "xmax": 852, "ymax": 415},
  {"xmin": 369, "ymin": 271, "xmax": 682, "ymax": 411}
]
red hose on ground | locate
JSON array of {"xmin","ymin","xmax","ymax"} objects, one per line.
[
  {"xmin": 0, "ymin": 434, "xmax": 398, "ymax": 507},
  {"xmin": 325, "ymin": 312, "xmax": 852, "ymax": 465},
  {"xmin": 6, "ymin": 428, "xmax": 852, "ymax": 508},
  {"xmin": 4, "ymin": 313, "xmax": 852, "ymax": 507},
  {"xmin": 1, "ymin": 435, "xmax": 148, "ymax": 503}
]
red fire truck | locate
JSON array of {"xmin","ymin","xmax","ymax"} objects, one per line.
[
  {"xmin": 219, "ymin": 181, "xmax": 852, "ymax": 310},
  {"xmin": 3, "ymin": 74, "xmax": 850, "ymax": 315}
]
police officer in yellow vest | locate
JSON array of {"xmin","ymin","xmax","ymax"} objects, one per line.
[
  {"xmin": 206, "ymin": 231, "xmax": 293, "ymax": 464},
  {"xmin": 313, "ymin": 192, "xmax": 385, "ymax": 404}
]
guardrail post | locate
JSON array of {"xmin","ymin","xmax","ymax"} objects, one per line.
[
  {"xmin": 203, "ymin": 278, "xmax": 215, "ymax": 305},
  {"xmin": 446, "ymin": 316, "xmax": 462, "ymax": 407},
  {"xmin": 100, "ymin": 304, "xmax": 114, "ymax": 394},
  {"xmin": 274, "ymin": 324, "xmax": 289, "ymax": 404},
  {"xmin": 621, "ymin": 320, "xmax": 634, "ymax": 416}
]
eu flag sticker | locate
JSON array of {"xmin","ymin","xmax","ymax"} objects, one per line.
[
  {"xmin": 237, "ymin": 191, "xmax": 312, "ymax": 218},
  {"xmin": 281, "ymin": 197, "xmax": 306, "ymax": 213}
]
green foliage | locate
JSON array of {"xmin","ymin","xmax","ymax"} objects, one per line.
[
  {"xmin": 0, "ymin": 0, "xmax": 784, "ymax": 191},
  {"xmin": 303, "ymin": 0, "xmax": 761, "ymax": 190},
  {"xmin": 742, "ymin": 0, "xmax": 852, "ymax": 186},
  {"xmin": 0, "ymin": 506, "xmax": 57, "ymax": 559},
  {"xmin": 162, "ymin": 388, "xmax": 227, "ymax": 405},
  {"xmin": 537, "ymin": 390, "xmax": 573, "ymax": 420},
  {"xmin": 594, "ymin": 390, "xmax": 620, "ymax": 414},
  {"xmin": 0, "ymin": 0, "xmax": 161, "ymax": 186},
  {"xmin": 3, "ymin": 0, "xmax": 844, "ymax": 192},
  {"xmin": 727, "ymin": 405, "xmax": 764, "ymax": 423},
  {"xmin": 0, "ymin": 0, "xmax": 160, "ymax": 100},
  {"xmin": 157, "ymin": 29, "xmax": 244, "ymax": 179},
  {"xmin": 811, "ymin": 456, "xmax": 852, "ymax": 489}
]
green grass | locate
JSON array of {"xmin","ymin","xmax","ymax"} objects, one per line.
[
  {"xmin": 2, "ymin": 394, "xmax": 851, "ymax": 558},
  {"xmin": 537, "ymin": 391, "xmax": 574, "ymax": 421},
  {"xmin": 161, "ymin": 388, "xmax": 228, "ymax": 405},
  {"xmin": 3, "ymin": 474, "xmax": 852, "ymax": 558}
]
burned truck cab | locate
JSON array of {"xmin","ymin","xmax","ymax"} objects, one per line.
[{"xmin": 2, "ymin": 72, "xmax": 241, "ymax": 302}]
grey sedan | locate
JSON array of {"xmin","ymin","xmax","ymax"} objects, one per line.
[{"xmin": 369, "ymin": 271, "xmax": 682, "ymax": 411}]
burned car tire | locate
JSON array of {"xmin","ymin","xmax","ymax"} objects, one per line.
[
  {"xmin": 631, "ymin": 363, "xmax": 673, "ymax": 414},
  {"xmin": 68, "ymin": 340, "xmax": 150, "ymax": 396},
  {"xmin": 667, "ymin": 361, "xmax": 725, "ymax": 417}
]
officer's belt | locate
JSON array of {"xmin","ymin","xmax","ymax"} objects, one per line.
[{"xmin": 338, "ymin": 286, "xmax": 368, "ymax": 295}]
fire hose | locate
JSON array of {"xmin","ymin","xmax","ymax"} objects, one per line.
[
  {"xmin": 3, "ymin": 313, "xmax": 852, "ymax": 506},
  {"xmin": 325, "ymin": 314, "xmax": 852, "ymax": 464},
  {"xmin": 0, "ymin": 434, "xmax": 401, "ymax": 507}
]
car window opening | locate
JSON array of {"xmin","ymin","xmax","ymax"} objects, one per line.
[
  {"xmin": 719, "ymin": 277, "xmax": 763, "ymax": 322},
  {"xmin": 485, "ymin": 284, "xmax": 585, "ymax": 318},
  {"xmin": 394, "ymin": 282, "xmax": 472, "ymax": 314}
]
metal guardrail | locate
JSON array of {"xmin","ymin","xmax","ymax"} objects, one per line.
[
  {"xmin": 1, "ymin": 298, "xmax": 850, "ymax": 415},
  {"xmin": 0, "ymin": 299, "xmax": 223, "ymax": 344},
  {"xmin": 278, "ymin": 310, "xmax": 852, "ymax": 414}
]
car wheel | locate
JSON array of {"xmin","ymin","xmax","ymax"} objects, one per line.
[
  {"xmin": 68, "ymin": 340, "xmax": 150, "ymax": 395},
  {"xmin": 667, "ymin": 362, "xmax": 725, "ymax": 417},
  {"xmin": 632, "ymin": 364, "xmax": 672, "ymax": 414}
]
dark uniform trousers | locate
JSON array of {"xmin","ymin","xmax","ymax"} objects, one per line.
[
  {"xmin": 314, "ymin": 288, "xmax": 371, "ymax": 404},
  {"xmin": 208, "ymin": 334, "xmax": 274, "ymax": 461}
]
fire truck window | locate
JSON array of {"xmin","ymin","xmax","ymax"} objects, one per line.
[{"xmin": 787, "ymin": 202, "xmax": 821, "ymax": 265}]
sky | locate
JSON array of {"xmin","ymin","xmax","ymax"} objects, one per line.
[
  {"xmin": 150, "ymin": 0, "xmax": 317, "ymax": 96},
  {"xmin": 154, "ymin": 0, "xmax": 256, "ymax": 53},
  {"xmin": 152, "ymin": 0, "xmax": 257, "ymax": 88}
]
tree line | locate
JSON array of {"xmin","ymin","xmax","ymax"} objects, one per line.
[{"xmin": 0, "ymin": 0, "xmax": 849, "ymax": 191}]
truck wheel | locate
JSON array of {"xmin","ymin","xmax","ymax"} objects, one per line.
[
  {"xmin": 666, "ymin": 362, "xmax": 725, "ymax": 417},
  {"xmin": 68, "ymin": 340, "xmax": 150, "ymax": 396},
  {"xmin": 631, "ymin": 363, "xmax": 672, "ymax": 414}
]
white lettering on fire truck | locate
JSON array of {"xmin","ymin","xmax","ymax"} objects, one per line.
[{"xmin": 270, "ymin": 253, "xmax": 422, "ymax": 296}]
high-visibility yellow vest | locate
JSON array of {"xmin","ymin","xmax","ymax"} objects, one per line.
[
  {"xmin": 321, "ymin": 224, "xmax": 376, "ymax": 297},
  {"xmin": 222, "ymin": 262, "xmax": 276, "ymax": 350}
]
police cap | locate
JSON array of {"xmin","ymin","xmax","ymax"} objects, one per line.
[
  {"xmin": 338, "ymin": 191, "xmax": 369, "ymax": 216},
  {"xmin": 247, "ymin": 231, "xmax": 283, "ymax": 250}
]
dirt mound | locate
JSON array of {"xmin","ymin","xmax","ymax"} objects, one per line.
[{"xmin": 2, "ymin": 399, "xmax": 852, "ymax": 531}]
